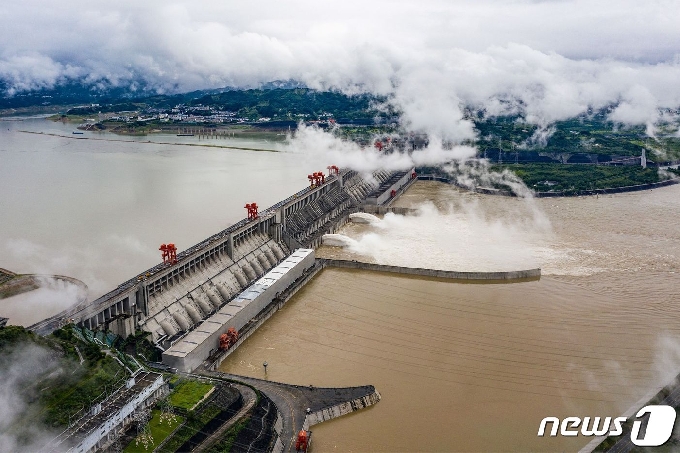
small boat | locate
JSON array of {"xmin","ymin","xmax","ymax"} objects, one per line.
[
  {"xmin": 72, "ymin": 131, "xmax": 84, "ymax": 135},
  {"xmin": 176, "ymin": 133, "xmax": 194, "ymax": 137}
]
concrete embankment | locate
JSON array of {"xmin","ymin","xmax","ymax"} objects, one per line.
[
  {"xmin": 535, "ymin": 178, "xmax": 679, "ymax": 197},
  {"xmin": 580, "ymin": 372, "xmax": 680, "ymax": 453},
  {"xmin": 199, "ymin": 370, "xmax": 380, "ymax": 453},
  {"xmin": 417, "ymin": 174, "xmax": 680, "ymax": 197},
  {"xmin": 303, "ymin": 388, "xmax": 382, "ymax": 428},
  {"xmin": 359, "ymin": 205, "xmax": 417, "ymax": 215},
  {"xmin": 271, "ymin": 386, "xmax": 381, "ymax": 453},
  {"xmin": 322, "ymin": 259, "xmax": 541, "ymax": 281}
]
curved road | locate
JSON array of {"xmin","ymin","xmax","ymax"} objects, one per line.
[
  {"xmin": 193, "ymin": 383, "xmax": 257, "ymax": 453},
  {"xmin": 196, "ymin": 370, "xmax": 378, "ymax": 453}
]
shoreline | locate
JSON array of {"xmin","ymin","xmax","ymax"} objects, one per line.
[
  {"xmin": 417, "ymin": 174, "xmax": 680, "ymax": 198},
  {"xmin": 17, "ymin": 130, "xmax": 282, "ymax": 153}
]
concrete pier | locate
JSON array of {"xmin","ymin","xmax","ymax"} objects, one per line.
[
  {"xmin": 198, "ymin": 370, "xmax": 380, "ymax": 453},
  {"xmin": 322, "ymin": 259, "xmax": 541, "ymax": 281}
]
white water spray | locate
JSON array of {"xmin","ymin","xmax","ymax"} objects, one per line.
[
  {"xmin": 349, "ymin": 213, "xmax": 381, "ymax": 224},
  {"xmin": 322, "ymin": 234, "xmax": 360, "ymax": 248}
]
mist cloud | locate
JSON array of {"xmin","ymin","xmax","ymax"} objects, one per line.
[
  {"xmin": 322, "ymin": 200, "xmax": 552, "ymax": 272},
  {"xmin": 2, "ymin": 0, "xmax": 680, "ymax": 140},
  {"xmin": 0, "ymin": 343, "xmax": 63, "ymax": 453}
]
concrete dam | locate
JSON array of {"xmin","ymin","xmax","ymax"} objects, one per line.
[
  {"xmin": 29, "ymin": 169, "xmax": 417, "ymax": 350},
  {"xmin": 29, "ymin": 166, "xmax": 540, "ymax": 374}
]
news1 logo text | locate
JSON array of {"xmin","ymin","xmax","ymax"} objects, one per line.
[{"xmin": 538, "ymin": 405, "xmax": 677, "ymax": 447}]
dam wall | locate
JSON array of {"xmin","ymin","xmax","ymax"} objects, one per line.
[
  {"xmin": 535, "ymin": 178, "xmax": 680, "ymax": 197},
  {"xmin": 322, "ymin": 259, "xmax": 541, "ymax": 281},
  {"xmin": 163, "ymin": 249, "xmax": 316, "ymax": 373},
  {"xmin": 365, "ymin": 168, "xmax": 416, "ymax": 205},
  {"xmin": 206, "ymin": 259, "xmax": 324, "ymax": 372},
  {"xmin": 29, "ymin": 167, "xmax": 427, "ymax": 347}
]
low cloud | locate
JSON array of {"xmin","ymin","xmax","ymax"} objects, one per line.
[{"xmin": 1, "ymin": 0, "xmax": 679, "ymax": 140}]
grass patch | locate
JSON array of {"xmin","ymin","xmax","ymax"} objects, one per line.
[
  {"xmin": 157, "ymin": 405, "xmax": 222, "ymax": 453},
  {"xmin": 169, "ymin": 380, "xmax": 214, "ymax": 410},
  {"xmin": 123, "ymin": 409, "xmax": 184, "ymax": 453}
]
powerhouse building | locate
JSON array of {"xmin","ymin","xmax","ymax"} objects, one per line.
[{"xmin": 162, "ymin": 248, "xmax": 315, "ymax": 372}]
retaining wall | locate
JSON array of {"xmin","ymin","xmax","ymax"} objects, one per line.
[
  {"xmin": 417, "ymin": 174, "xmax": 680, "ymax": 198},
  {"xmin": 303, "ymin": 389, "xmax": 382, "ymax": 429},
  {"xmin": 535, "ymin": 178, "xmax": 679, "ymax": 197},
  {"xmin": 322, "ymin": 259, "xmax": 540, "ymax": 281},
  {"xmin": 359, "ymin": 205, "xmax": 417, "ymax": 215}
]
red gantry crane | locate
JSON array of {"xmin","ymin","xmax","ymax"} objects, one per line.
[
  {"xmin": 307, "ymin": 172, "xmax": 326, "ymax": 188},
  {"xmin": 245, "ymin": 203, "xmax": 258, "ymax": 220},
  {"xmin": 159, "ymin": 243, "xmax": 178, "ymax": 265}
]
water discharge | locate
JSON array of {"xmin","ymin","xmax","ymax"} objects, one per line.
[
  {"xmin": 222, "ymin": 181, "xmax": 680, "ymax": 452},
  {"xmin": 321, "ymin": 234, "xmax": 359, "ymax": 248},
  {"xmin": 348, "ymin": 212, "xmax": 381, "ymax": 224},
  {"xmin": 322, "ymin": 200, "xmax": 550, "ymax": 272}
]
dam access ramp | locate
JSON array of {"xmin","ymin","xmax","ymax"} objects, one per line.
[{"xmin": 29, "ymin": 167, "xmax": 416, "ymax": 348}]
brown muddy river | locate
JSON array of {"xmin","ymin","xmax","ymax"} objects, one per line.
[{"xmin": 220, "ymin": 181, "xmax": 680, "ymax": 452}]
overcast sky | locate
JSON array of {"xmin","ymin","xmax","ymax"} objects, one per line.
[{"xmin": 2, "ymin": 0, "xmax": 679, "ymax": 137}]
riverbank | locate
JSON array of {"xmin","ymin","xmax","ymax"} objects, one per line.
[
  {"xmin": 417, "ymin": 171, "xmax": 680, "ymax": 197},
  {"xmin": 17, "ymin": 130, "xmax": 282, "ymax": 152},
  {"xmin": 48, "ymin": 114, "xmax": 289, "ymax": 139}
]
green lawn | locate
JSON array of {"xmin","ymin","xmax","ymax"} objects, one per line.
[
  {"xmin": 169, "ymin": 380, "xmax": 214, "ymax": 410},
  {"xmin": 123, "ymin": 409, "xmax": 184, "ymax": 453}
]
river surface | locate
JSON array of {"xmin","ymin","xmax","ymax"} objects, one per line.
[
  {"xmin": 219, "ymin": 181, "xmax": 680, "ymax": 451},
  {"xmin": 0, "ymin": 117, "xmax": 310, "ymax": 324},
  {"xmin": 2, "ymin": 118, "xmax": 680, "ymax": 450}
]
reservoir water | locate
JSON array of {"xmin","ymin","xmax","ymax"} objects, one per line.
[
  {"xmin": 220, "ymin": 181, "xmax": 680, "ymax": 451},
  {"xmin": 0, "ymin": 117, "xmax": 311, "ymax": 324},
  {"xmin": 2, "ymin": 117, "xmax": 680, "ymax": 450}
]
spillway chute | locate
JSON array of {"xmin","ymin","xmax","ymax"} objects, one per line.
[
  {"xmin": 195, "ymin": 294, "xmax": 212, "ymax": 315},
  {"xmin": 172, "ymin": 311, "xmax": 191, "ymax": 331},
  {"xmin": 257, "ymin": 253, "xmax": 270, "ymax": 270},
  {"xmin": 234, "ymin": 271, "xmax": 248, "ymax": 288},
  {"xmin": 216, "ymin": 283, "xmax": 233, "ymax": 301},
  {"xmin": 264, "ymin": 249, "xmax": 277, "ymax": 266},
  {"xmin": 160, "ymin": 320, "xmax": 178, "ymax": 336},
  {"xmin": 185, "ymin": 304, "xmax": 202, "ymax": 324},
  {"xmin": 206, "ymin": 289, "xmax": 222, "ymax": 308},
  {"xmin": 242, "ymin": 263, "xmax": 256, "ymax": 281}
]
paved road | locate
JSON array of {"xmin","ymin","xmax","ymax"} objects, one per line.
[{"xmin": 197, "ymin": 370, "xmax": 376, "ymax": 453}]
